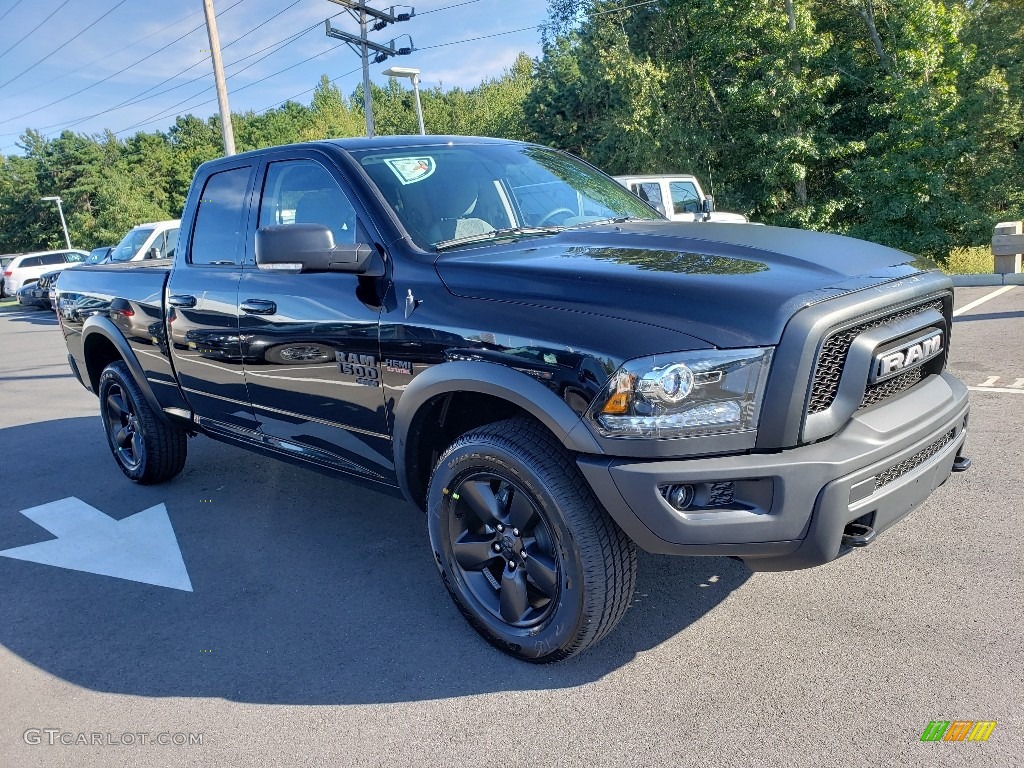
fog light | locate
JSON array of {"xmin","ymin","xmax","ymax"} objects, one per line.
[{"xmin": 665, "ymin": 484, "xmax": 695, "ymax": 511}]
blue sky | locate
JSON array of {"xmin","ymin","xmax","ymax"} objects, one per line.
[{"xmin": 0, "ymin": 0, "xmax": 550, "ymax": 154}]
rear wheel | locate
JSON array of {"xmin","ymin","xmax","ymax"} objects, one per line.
[
  {"xmin": 98, "ymin": 361, "xmax": 187, "ymax": 484},
  {"xmin": 427, "ymin": 416, "xmax": 637, "ymax": 662}
]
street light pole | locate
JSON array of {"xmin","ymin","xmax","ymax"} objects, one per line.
[
  {"xmin": 410, "ymin": 71, "xmax": 424, "ymax": 135},
  {"xmin": 382, "ymin": 66, "xmax": 425, "ymax": 135},
  {"xmin": 41, "ymin": 196, "xmax": 71, "ymax": 249}
]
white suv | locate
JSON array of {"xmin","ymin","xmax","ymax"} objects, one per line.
[
  {"xmin": 3, "ymin": 249, "xmax": 88, "ymax": 295},
  {"xmin": 107, "ymin": 220, "xmax": 180, "ymax": 263}
]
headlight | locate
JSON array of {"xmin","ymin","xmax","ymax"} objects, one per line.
[{"xmin": 586, "ymin": 348, "xmax": 773, "ymax": 439}]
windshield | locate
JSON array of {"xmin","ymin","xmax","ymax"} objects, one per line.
[
  {"xmin": 85, "ymin": 248, "xmax": 109, "ymax": 264},
  {"xmin": 351, "ymin": 143, "xmax": 660, "ymax": 250},
  {"xmin": 109, "ymin": 228, "xmax": 154, "ymax": 263}
]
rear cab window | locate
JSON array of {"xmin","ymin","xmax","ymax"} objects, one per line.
[{"xmin": 189, "ymin": 167, "xmax": 252, "ymax": 266}]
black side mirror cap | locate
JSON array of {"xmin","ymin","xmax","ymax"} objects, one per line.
[
  {"xmin": 255, "ymin": 223, "xmax": 376, "ymax": 274},
  {"xmin": 702, "ymin": 195, "xmax": 715, "ymax": 214}
]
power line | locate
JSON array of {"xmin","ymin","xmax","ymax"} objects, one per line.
[
  {"xmin": 0, "ymin": 0, "xmax": 246, "ymax": 128},
  {"xmin": 39, "ymin": 0, "xmax": 315, "ymax": 135},
  {"xmin": 2, "ymin": 0, "xmax": 651, "ymax": 149},
  {"xmin": 0, "ymin": 0, "xmax": 131, "ymax": 92},
  {"xmin": 9, "ymin": 3, "xmax": 339, "ymax": 140},
  {"xmin": 0, "ymin": 0, "xmax": 27, "ymax": 25},
  {"xmin": 0, "ymin": 6, "xmax": 206, "ymax": 103},
  {"xmin": 418, "ymin": 0, "xmax": 658, "ymax": 50},
  {"xmin": 250, "ymin": 65, "xmax": 362, "ymax": 115},
  {"xmin": 0, "ymin": 0, "xmax": 75, "ymax": 60},
  {"xmin": 418, "ymin": 0, "xmax": 480, "ymax": 14},
  {"xmin": 114, "ymin": 44, "xmax": 340, "ymax": 136}
]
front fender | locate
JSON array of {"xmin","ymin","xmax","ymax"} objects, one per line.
[
  {"xmin": 81, "ymin": 315, "xmax": 168, "ymax": 422},
  {"xmin": 391, "ymin": 360, "xmax": 605, "ymax": 501}
]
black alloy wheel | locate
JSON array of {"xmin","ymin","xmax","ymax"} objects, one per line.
[
  {"xmin": 427, "ymin": 416, "xmax": 637, "ymax": 662},
  {"xmin": 98, "ymin": 361, "xmax": 188, "ymax": 484},
  {"xmin": 445, "ymin": 472, "xmax": 561, "ymax": 628},
  {"xmin": 103, "ymin": 381, "xmax": 144, "ymax": 472}
]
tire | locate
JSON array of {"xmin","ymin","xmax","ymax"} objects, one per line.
[
  {"xmin": 98, "ymin": 360, "xmax": 187, "ymax": 484},
  {"xmin": 427, "ymin": 416, "xmax": 637, "ymax": 662}
]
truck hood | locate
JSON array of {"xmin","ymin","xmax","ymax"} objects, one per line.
[{"xmin": 434, "ymin": 221, "xmax": 935, "ymax": 347}]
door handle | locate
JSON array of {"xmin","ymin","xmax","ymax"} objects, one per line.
[
  {"xmin": 240, "ymin": 299, "xmax": 277, "ymax": 315},
  {"xmin": 167, "ymin": 294, "xmax": 196, "ymax": 308}
]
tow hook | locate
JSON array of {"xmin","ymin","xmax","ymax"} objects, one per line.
[
  {"xmin": 952, "ymin": 453, "xmax": 972, "ymax": 472},
  {"xmin": 841, "ymin": 522, "xmax": 877, "ymax": 548}
]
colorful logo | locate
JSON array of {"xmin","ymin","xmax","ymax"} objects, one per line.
[{"xmin": 921, "ymin": 721, "xmax": 996, "ymax": 742}]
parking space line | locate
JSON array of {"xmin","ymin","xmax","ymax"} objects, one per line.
[
  {"xmin": 953, "ymin": 285, "xmax": 1016, "ymax": 317},
  {"xmin": 968, "ymin": 386, "xmax": 1024, "ymax": 394}
]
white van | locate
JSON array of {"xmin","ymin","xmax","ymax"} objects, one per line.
[
  {"xmin": 107, "ymin": 220, "xmax": 181, "ymax": 263},
  {"xmin": 613, "ymin": 175, "xmax": 750, "ymax": 223}
]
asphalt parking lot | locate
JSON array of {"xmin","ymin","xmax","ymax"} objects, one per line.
[{"xmin": 0, "ymin": 286, "xmax": 1021, "ymax": 768}]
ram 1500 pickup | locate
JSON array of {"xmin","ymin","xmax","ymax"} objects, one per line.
[{"xmin": 56, "ymin": 136, "xmax": 971, "ymax": 662}]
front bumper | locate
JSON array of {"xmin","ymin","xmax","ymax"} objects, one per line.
[
  {"xmin": 577, "ymin": 372, "xmax": 970, "ymax": 571},
  {"xmin": 18, "ymin": 288, "xmax": 50, "ymax": 308}
]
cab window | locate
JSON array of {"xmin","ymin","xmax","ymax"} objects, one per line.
[
  {"xmin": 258, "ymin": 159, "xmax": 358, "ymax": 246},
  {"xmin": 190, "ymin": 167, "xmax": 251, "ymax": 265}
]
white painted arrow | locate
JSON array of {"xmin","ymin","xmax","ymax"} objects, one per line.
[{"xmin": 0, "ymin": 497, "xmax": 193, "ymax": 592}]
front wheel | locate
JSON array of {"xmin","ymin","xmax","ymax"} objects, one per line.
[
  {"xmin": 427, "ymin": 417, "xmax": 637, "ymax": 662},
  {"xmin": 98, "ymin": 361, "xmax": 187, "ymax": 484}
]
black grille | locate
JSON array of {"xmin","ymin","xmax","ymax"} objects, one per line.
[
  {"xmin": 875, "ymin": 429, "xmax": 955, "ymax": 490},
  {"xmin": 807, "ymin": 299, "xmax": 944, "ymax": 415},
  {"xmin": 861, "ymin": 367, "xmax": 925, "ymax": 407}
]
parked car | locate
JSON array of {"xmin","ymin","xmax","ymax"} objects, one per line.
[
  {"xmin": 3, "ymin": 249, "xmax": 87, "ymax": 295},
  {"xmin": 17, "ymin": 269, "xmax": 60, "ymax": 309},
  {"xmin": 56, "ymin": 136, "xmax": 970, "ymax": 662},
  {"xmin": 614, "ymin": 174, "xmax": 750, "ymax": 223},
  {"xmin": 18, "ymin": 248, "xmax": 115, "ymax": 310},
  {"xmin": 0, "ymin": 253, "xmax": 20, "ymax": 297},
  {"xmin": 107, "ymin": 221, "xmax": 180, "ymax": 264}
]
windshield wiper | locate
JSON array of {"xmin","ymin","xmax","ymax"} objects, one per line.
[
  {"xmin": 434, "ymin": 226, "xmax": 563, "ymax": 251},
  {"xmin": 565, "ymin": 216, "xmax": 643, "ymax": 230}
]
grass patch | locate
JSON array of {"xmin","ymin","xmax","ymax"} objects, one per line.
[{"xmin": 942, "ymin": 246, "xmax": 992, "ymax": 275}]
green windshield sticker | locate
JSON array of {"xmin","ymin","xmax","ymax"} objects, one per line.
[{"xmin": 384, "ymin": 157, "xmax": 436, "ymax": 185}]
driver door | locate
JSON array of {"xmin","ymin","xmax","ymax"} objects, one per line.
[{"xmin": 238, "ymin": 151, "xmax": 394, "ymax": 483}]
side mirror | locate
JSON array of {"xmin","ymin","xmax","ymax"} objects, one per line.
[
  {"xmin": 702, "ymin": 196, "xmax": 715, "ymax": 214},
  {"xmin": 145, "ymin": 247, "xmax": 161, "ymax": 260},
  {"xmin": 255, "ymin": 223, "xmax": 374, "ymax": 274},
  {"xmin": 653, "ymin": 202, "xmax": 667, "ymax": 217}
]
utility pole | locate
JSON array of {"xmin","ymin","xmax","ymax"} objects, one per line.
[
  {"xmin": 325, "ymin": 1, "xmax": 415, "ymax": 138},
  {"xmin": 202, "ymin": 0, "xmax": 236, "ymax": 156}
]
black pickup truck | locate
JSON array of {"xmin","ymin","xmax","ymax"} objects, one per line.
[{"xmin": 56, "ymin": 136, "xmax": 971, "ymax": 661}]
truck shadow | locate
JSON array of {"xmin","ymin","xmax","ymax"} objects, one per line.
[{"xmin": 0, "ymin": 417, "xmax": 751, "ymax": 705}]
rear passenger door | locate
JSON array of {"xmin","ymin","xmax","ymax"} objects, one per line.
[
  {"xmin": 238, "ymin": 150, "xmax": 393, "ymax": 483},
  {"xmin": 166, "ymin": 163, "xmax": 260, "ymax": 434}
]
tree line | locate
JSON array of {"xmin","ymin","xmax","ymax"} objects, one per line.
[{"xmin": 1, "ymin": 0, "xmax": 1020, "ymax": 261}]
